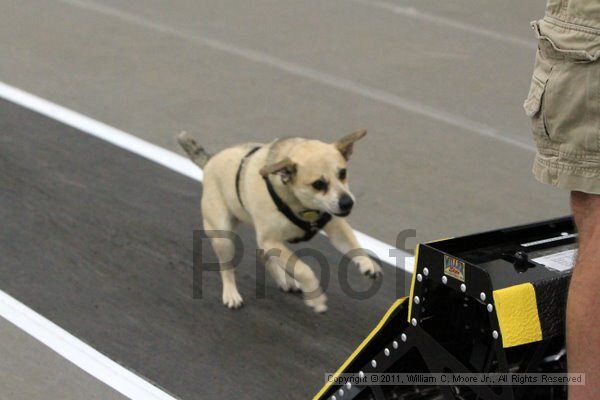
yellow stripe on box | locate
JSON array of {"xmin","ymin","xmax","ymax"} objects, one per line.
[
  {"xmin": 407, "ymin": 244, "xmax": 420, "ymax": 323},
  {"xmin": 313, "ymin": 297, "xmax": 408, "ymax": 400},
  {"xmin": 493, "ymin": 283, "xmax": 543, "ymax": 348},
  {"xmin": 426, "ymin": 237, "xmax": 453, "ymax": 243}
]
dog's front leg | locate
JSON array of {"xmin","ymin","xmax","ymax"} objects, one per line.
[
  {"xmin": 259, "ymin": 239, "xmax": 327, "ymax": 313},
  {"xmin": 323, "ymin": 218, "xmax": 383, "ymax": 278}
]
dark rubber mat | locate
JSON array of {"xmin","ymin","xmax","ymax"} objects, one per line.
[{"xmin": 0, "ymin": 99, "xmax": 410, "ymax": 399}]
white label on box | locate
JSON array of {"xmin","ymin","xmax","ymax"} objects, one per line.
[{"xmin": 532, "ymin": 249, "xmax": 577, "ymax": 272}]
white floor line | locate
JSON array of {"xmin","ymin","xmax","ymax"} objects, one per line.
[
  {"xmin": 0, "ymin": 79, "xmax": 414, "ymax": 397},
  {"xmin": 345, "ymin": 0, "xmax": 537, "ymax": 49},
  {"xmin": 59, "ymin": 0, "xmax": 535, "ymax": 152},
  {"xmin": 0, "ymin": 80, "xmax": 412, "ymax": 269},
  {"xmin": 0, "ymin": 82, "xmax": 202, "ymax": 183},
  {"xmin": 0, "ymin": 290, "xmax": 179, "ymax": 400}
]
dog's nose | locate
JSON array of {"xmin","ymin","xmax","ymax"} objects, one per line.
[{"xmin": 338, "ymin": 193, "xmax": 354, "ymax": 212}]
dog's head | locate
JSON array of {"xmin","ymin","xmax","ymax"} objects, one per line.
[{"xmin": 260, "ymin": 129, "xmax": 367, "ymax": 217}]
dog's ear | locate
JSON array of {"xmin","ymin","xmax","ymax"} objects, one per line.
[
  {"xmin": 334, "ymin": 129, "xmax": 367, "ymax": 160},
  {"xmin": 259, "ymin": 157, "xmax": 297, "ymax": 184}
]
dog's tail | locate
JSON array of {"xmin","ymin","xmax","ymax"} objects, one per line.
[{"xmin": 177, "ymin": 131, "xmax": 211, "ymax": 168}]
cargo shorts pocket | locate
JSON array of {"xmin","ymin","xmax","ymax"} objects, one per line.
[
  {"xmin": 525, "ymin": 21, "xmax": 600, "ymax": 154},
  {"xmin": 523, "ymin": 50, "xmax": 554, "ymax": 141}
]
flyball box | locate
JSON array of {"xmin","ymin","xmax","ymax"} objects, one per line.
[{"xmin": 315, "ymin": 217, "xmax": 575, "ymax": 400}]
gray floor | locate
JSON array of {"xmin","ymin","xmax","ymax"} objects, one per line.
[
  {"xmin": 0, "ymin": 317, "xmax": 127, "ymax": 400},
  {"xmin": 0, "ymin": 0, "xmax": 571, "ymax": 399},
  {"xmin": 0, "ymin": 0, "xmax": 568, "ymax": 247},
  {"xmin": 1, "ymin": 100, "xmax": 411, "ymax": 399}
]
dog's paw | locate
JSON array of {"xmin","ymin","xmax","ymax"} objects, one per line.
[
  {"xmin": 304, "ymin": 291, "xmax": 328, "ymax": 313},
  {"xmin": 358, "ymin": 257, "xmax": 383, "ymax": 279},
  {"xmin": 222, "ymin": 287, "xmax": 244, "ymax": 309},
  {"xmin": 279, "ymin": 278, "xmax": 302, "ymax": 293}
]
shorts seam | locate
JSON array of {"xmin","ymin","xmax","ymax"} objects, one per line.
[
  {"xmin": 544, "ymin": 16, "xmax": 600, "ymax": 36},
  {"xmin": 535, "ymin": 140, "xmax": 600, "ymax": 160},
  {"xmin": 533, "ymin": 157, "xmax": 600, "ymax": 195},
  {"xmin": 535, "ymin": 153, "xmax": 600, "ymax": 174}
]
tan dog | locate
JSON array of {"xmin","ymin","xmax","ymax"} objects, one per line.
[{"xmin": 178, "ymin": 130, "xmax": 382, "ymax": 313}]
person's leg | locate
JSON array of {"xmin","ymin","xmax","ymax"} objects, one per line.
[{"xmin": 568, "ymin": 191, "xmax": 600, "ymax": 399}]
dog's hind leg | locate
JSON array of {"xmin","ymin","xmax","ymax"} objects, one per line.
[
  {"xmin": 265, "ymin": 258, "xmax": 301, "ymax": 293},
  {"xmin": 202, "ymin": 195, "xmax": 243, "ymax": 309},
  {"xmin": 259, "ymin": 239, "xmax": 327, "ymax": 313},
  {"xmin": 206, "ymin": 219, "xmax": 243, "ymax": 309}
]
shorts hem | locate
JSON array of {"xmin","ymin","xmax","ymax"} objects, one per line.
[{"xmin": 533, "ymin": 154, "xmax": 600, "ymax": 194}]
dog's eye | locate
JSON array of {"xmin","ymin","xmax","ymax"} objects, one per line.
[
  {"xmin": 338, "ymin": 169, "xmax": 347, "ymax": 180},
  {"xmin": 311, "ymin": 179, "xmax": 328, "ymax": 191}
]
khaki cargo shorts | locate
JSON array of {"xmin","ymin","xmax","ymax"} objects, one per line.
[{"xmin": 524, "ymin": 21, "xmax": 600, "ymax": 194}]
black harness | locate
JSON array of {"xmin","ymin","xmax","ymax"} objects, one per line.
[
  {"xmin": 263, "ymin": 177, "xmax": 332, "ymax": 243},
  {"xmin": 235, "ymin": 146, "xmax": 332, "ymax": 243},
  {"xmin": 235, "ymin": 146, "xmax": 261, "ymax": 209}
]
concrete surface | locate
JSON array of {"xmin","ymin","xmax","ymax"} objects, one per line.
[
  {"xmin": 0, "ymin": 0, "xmax": 568, "ymax": 246},
  {"xmin": 1, "ymin": 99, "xmax": 412, "ymax": 399},
  {"xmin": 0, "ymin": 317, "xmax": 127, "ymax": 400},
  {"xmin": 0, "ymin": 1, "xmax": 572, "ymax": 399}
]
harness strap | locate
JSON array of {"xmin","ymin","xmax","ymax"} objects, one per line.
[
  {"xmin": 263, "ymin": 176, "xmax": 332, "ymax": 243},
  {"xmin": 235, "ymin": 146, "xmax": 261, "ymax": 209}
]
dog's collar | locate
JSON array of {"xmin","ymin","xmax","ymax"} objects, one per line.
[
  {"xmin": 235, "ymin": 146, "xmax": 262, "ymax": 209},
  {"xmin": 263, "ymin": 175, "xmax": 332, "ymax": 243}
]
